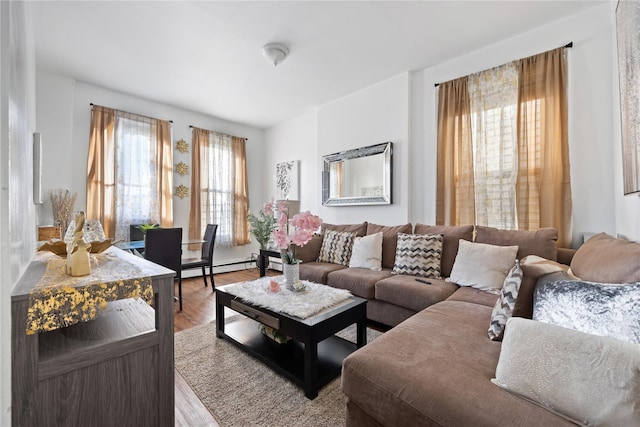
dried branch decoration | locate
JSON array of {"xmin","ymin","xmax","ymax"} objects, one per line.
[{"xmin": 49, "ymin": 189, "xmax": 77, "ymax": 235}]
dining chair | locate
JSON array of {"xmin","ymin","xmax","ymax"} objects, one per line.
[
  {"xmin": 181, "ymin": 224, "xmax": 218, "ymax": 292},
  {"xmin": 144, "ymin": 227, "xmax": 183, "ymax": 310}
]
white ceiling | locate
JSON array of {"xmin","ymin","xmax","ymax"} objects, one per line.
[{"xmin": 32, "ymin": 1, "xmax": 604, "ymax": 129}]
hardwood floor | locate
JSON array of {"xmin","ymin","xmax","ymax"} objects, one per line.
[{"xmin": 174, "ymin": 267, "xmax": 278, "ymax": 426}]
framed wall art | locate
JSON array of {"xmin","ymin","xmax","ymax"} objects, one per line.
[
  {"xmin": 616, "ymin": 0, "xmax": 640, "ymax": 194},
  {"xmin": 275, "ymin": 160, "xmax": 299, "ymax": 200}
]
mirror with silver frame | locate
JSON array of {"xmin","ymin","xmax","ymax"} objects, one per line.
[{"xmin": 322, "ymin": 142, "xmax": 392, "ymax": 206}]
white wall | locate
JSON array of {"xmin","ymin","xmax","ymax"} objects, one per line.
[
  {"xmin": 263, "ymin": 110, "xmax": 319, "ymax": 213},
  {"xmin": 36, "ymin": 71, "xmax": 267, "ymax": 265},
  {"xmin": 263, "ymin": 4, "xmax": 631, "ymax": 247},
  {"xmin": 413, "ymin": 3, "xmax": 618, "ymax": 247},
  {"xmin": 0, "ymin": 1, "xmax": 38, "ymax": 423},
  {"xmin": 317, "ymin": 73, "xmax": 410, "ymax": 226}
]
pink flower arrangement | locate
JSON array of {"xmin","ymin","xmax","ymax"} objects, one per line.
[{"xmin": 268, "ymin": 200, "xmax": 322, "ymax": 264}]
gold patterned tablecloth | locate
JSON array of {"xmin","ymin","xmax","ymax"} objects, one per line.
[{"xmin": 26, "ymin": 253, "xmax": 154, "ymax": 335}]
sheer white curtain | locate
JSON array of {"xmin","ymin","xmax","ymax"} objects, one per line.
[
  {"xmin": 468, "ymin": 63, "xmax": 519, "ymax": 229},
  {"xmin": 114, "ymin": 112, "xmax": 160, "ymax": 242},
  {"xmin": 199, "ymin": 132, "xmax": 235, "ymax": 247}
]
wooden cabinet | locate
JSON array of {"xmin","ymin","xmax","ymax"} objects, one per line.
[{"xmin": 11, "ymin": 249, "xmax": 175, "ymax": 427}]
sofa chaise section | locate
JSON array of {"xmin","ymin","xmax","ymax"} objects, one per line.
[{"xmin": 342, "ymin": 301, "xmax": 576, "ymax": 427}]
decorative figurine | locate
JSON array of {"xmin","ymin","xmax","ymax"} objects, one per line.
[{"xmin": 66, "ymin": 211, "xmax": 91, "ymax": 276}]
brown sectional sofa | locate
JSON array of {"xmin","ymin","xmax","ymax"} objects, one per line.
[
  {"xmin": 297, "ymin": 221, "xmax": 565, "ymax": 327},
  {"xmin": 295, "ymin": 222, "xmax": 637, "ymax": 426}
]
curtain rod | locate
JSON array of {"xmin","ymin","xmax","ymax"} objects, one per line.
[
  {"xmin": 433, "ymin": 41, "xmax": 573, "ymax": 88},
  {"xmin": 189, "ymin": 125, "xmax": 248, "ymax": 141},
  {"xmin": 89, "ymin": 103, "xmax": 173, "ymax": 123}
]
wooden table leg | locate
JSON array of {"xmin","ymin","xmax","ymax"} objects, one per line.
[
  {"xmin": 215, "ymin": 293, "xmax": 225, "ymax": 338},
  {"xmin": 303, "ymin": 334, "xmax": 319, "ymax": 399}
]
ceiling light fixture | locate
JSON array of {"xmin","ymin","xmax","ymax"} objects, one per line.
[{"xmin": 262, "ymin": 42, "xmax": 289, "ymax": 66}]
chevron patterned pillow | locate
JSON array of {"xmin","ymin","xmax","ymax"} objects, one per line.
[
  {"xmin": 488, "ymin": 260, "xmax": 523, "ymax": 340},
  {"xmin": 317, "ymin": 229, "xmax": 357, "ymax": 266},
  {"xmin": 392, "ymin": 233, "xmax": 443, "ymax": 278}
]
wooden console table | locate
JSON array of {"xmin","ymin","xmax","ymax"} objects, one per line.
[{"xmin": 11, "ymin": 248, "xmax": 176, "ymax": 427}]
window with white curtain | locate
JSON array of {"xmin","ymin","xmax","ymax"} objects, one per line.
[
  {"xmin": 199, "ymin": 132, "xmax": 235, "ymax": 246},
  {"xmin": 468, "ymin": 63, "xmax": 519, "ymax": 229},
  {"xmin": 113, "ymin": 113, "xmax": 161, "ymax": 241}
]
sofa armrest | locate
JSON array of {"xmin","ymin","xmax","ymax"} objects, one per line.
[{"xmin": 557, "ymin": 247, "xmax": 576, "ymax": 266}]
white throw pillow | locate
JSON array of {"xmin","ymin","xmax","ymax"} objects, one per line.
[
  {"xmin": 448, "ymin": 240, "xmax": 518, "ymax": 294},
  {"xmin": 349, "ymin": 232, "xmax": 383, "ymax": 271},
  {"xmin": 493, "ymin": 317, "xmax": 640, "ymax": 426}
]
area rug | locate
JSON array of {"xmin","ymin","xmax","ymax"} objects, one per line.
[{"xmin": 174, "ymin": 320, "xmax": 383, "ymax": 427}]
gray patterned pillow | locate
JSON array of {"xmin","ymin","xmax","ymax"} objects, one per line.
[
  {"xmin": 534, "ymin": 279, "xmax": 640, "ymax": 344},
  {"xmin": 488, "ymin": 260, "xmax": 523, "ymax": 341},
  {"xmin": 317, "ymin": 229, "xmax": 356, "ymax": 266},
  {"xmin": 392, "ymin": 233, "xmax": 443, "ymax": 278}
]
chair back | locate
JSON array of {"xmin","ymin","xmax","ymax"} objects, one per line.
[
  {"xmin": 201, "ymin": 224, "xmax": 218, "ymax": 263},
  {"xmin": 144, "ymin": 228, "xmax": 182, "ymax": 278},
  {"xmin": 130, "ymin": 222, "xmax": 159, "ymax": 242}
]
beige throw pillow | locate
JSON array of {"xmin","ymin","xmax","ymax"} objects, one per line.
[
  {"xmin": 493, "ymin": 317, "xmax": 640, "ymax": 426},
  {"xmin": 348, "ymin": 232, "xmax": 383, "ymax": 271},
  {"xmin": 448, "ymin": 240, "xmax": 518, "ymax": 294}
]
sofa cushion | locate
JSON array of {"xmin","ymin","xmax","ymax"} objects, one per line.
[
  {"xmin": 534, "ymin": 278, "xmax": 640, "ymax": 344},
  {"xmin": 294, "ymin": 234, "xmax": 323, "ymax": 263},
  {"xmin": 494, "ymin": 317, "xmax": 640, "ymax": 427},
  {"xmin": 570, "ymin": 232, "xmax": 640, "ymax": 283},
  {"xmin": 445, "ymin": 286, "xmax": 498, "ymax": 307},
  {"xmin": 342, "ymin": 301, "xmax": 575, "ymax": 427},
  {"xmin": 366, "ymin": 223, "xmax": 412, "ymax": 270},
  {"xmin": 392, "ymin": 233, "xmax": 443, "ymax": 278},
  {"xmin": 475, "ymin": 226, "xmax": 558, "ymax": 261},
  {"xmin": 299, "ymin": 262, "xmax": 346, "ymax": 284},
  {"xmin": 374, "ymin": 275, "xmax": 458, "ymax": 313},
  {"xmin": 449, "ymin": 240, "xmax": 518, "ymax": 294},
  {"xmin": 512, "ymin": 258, "xmax": 571, "ymax": 320},
  {"xmin": 327, "ymin": 267, "xmax": 393, "ymax": 299},
  {"xmin": 317, "ymin": 229, "xmax": 356, "ymax": 265},
  {"xmin": 488, "ymin": 260, "xmax": 523, "ymax": 340},
  {"xmin": 322, "ymin": 222, "xmax": 368, "ymax": 237},
  {"xmin": 349, "ymin": 232, "xmax": 383, "ymax": 271},
  {"xmin": 414, "ymin": 224, "xmax": 474, "ymax": 278}
]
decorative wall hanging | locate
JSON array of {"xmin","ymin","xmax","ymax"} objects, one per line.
[
  {"xmin": 175, "ymin": 161, "xmax": 189, "ymax": 176},
  {"xmin": 616, "ymin": 0, "xmax": 640, "ymax": 194},
  {"xmin": 175, "ymin": 184, "xmax": 189, "ymax": 199},
  {"xmin": 275, "ymin": 160, "xmax": 299, "ymax": 200},
  {"xmin": 176, "ymin": 139, "xmax": 189, "ymax": 153}
]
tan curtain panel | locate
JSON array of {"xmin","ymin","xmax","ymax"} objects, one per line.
[
  {"xmin": 87, "ymin": 105, "xmax": 116, "ymax": 238},
  {"xmin": 436, "ymin": 46, "xmax": 571, "ymax": 246},
  {"xmin": 517, "ymin": 47, "xmax": 571, "ymax": 247},
  {"xmin": 189, "ymin": 128, "xmax": 208, "ymax": 248},
  {"xmin": 86, "ymin": 105, "xmax": 173, "ymax": 240},
  {"xmin": 436, "ymin": 77, "xmax": 475, "ymax": 226},
  {"xmin": 232, "ymin": 136, "xmax": 250, "ymax": 245},
  {"xmin": 156, "ymin": 120, "xmax": 174, "ymax": 228},
  {"xmin": 189, "ymin": 129, "xmax": 250, "ymax": 247}
]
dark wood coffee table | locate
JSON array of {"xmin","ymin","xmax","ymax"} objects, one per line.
[{"xmin": 215, "ymin": 283, "xmax": 367, "ymax": 399}]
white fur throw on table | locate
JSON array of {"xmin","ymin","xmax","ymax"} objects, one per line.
[{"xmin": 224, "ymin": 277, "xmax": 352, "ymax": 319}]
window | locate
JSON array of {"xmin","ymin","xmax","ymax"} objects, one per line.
[
  {"xmin": 87, "ymin": 105, "xmax": 173, "ymax": 241},
  {"xmin": 189, "ymin": 128, "xmax": 249, "ymax": 247},
  {"xmin": 437, "ymin": 47, "xmax": 572, "ymax": 246}
]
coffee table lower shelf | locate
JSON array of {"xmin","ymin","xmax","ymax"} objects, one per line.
[{"xmin": 220, "ymin": 317, "xmax": 356, "ymax": 398}]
